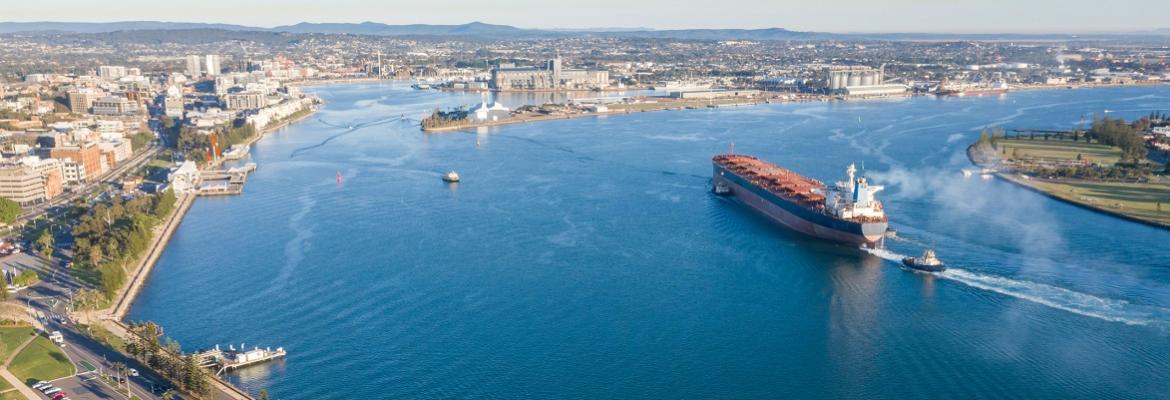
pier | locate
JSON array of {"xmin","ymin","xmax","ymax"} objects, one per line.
[
  {"xmin": 193, "ymin": 344, "xmax": 287, "ymax": 375},
  {"xmin": 198, "ymin": 163, "xmax": 257, "ymax": 196}
]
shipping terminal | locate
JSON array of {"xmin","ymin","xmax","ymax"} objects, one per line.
[{"xmin": 712, "ymin": 154, "xmax": 889, "ymax": 247}]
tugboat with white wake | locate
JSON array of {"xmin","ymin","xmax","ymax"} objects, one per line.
[{"xmin": 902, "ymin": 249, "xmax": 947, "ymax": 272}]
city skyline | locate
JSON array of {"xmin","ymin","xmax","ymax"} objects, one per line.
[{"xmin": 3, "ymin": 0, "xmax": 1168, "ymax": 34}]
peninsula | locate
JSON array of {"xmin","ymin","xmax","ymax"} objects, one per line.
[{"xmin": 968, "ymin": 117, "xmax": 1170, "ymax": 229}]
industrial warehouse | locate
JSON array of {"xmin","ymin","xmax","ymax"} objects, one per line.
[{"xmin": 489, "ymin": 56, "xmax": 610, "ymax": 91}]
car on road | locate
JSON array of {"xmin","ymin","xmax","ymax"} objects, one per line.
[{"xmin": 129, "ymin": 368, "xmax": 139, "ymax": 377}]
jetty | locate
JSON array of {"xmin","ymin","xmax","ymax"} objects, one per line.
[
  {"xmin": 193, "ymin": 344, "xmax": 287, "ymax": 375},
  {"xmin": 198, "ymin": 163, "xmax": 257, "ymax": 196}
]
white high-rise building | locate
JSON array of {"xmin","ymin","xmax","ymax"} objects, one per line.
[
  {"xmin": 97, "ymin": 66, "xmax": 127, "ymax": 80},
  {"xmin": 186, "ymin": 55, "xmax": 203, "ymax": 77},
  {"xmin": 205, "ymin": 55, "xmax": 222, "ymax": 76}
]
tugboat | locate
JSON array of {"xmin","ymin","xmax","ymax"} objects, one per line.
[
  {"xmin": 902, "ymin": 249, "xmax": 946, "ymax": 272},
  {"xmin": 442, "ymin": 171, "xmax": 461, "ymax": 183}
]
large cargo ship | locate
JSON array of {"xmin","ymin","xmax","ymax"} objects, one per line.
[{"xmin": 712, "ymin": 154, "xmax": 888, "ymax": 246}]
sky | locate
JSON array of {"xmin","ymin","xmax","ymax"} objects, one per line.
[{"xmin": 3, "ymin": 0, "xmax": 1165, "ymax": 33}]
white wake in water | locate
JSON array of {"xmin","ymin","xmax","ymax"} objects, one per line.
[{"xmin": 861, "ymin": 248, "xmax": 1170, "ymax": 326}]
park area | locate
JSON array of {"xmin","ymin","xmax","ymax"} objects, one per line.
[
  {"xmin": 995, "ymin": 137, "xmax": 1123, "ymax": 165},
  {"xmin": 1026, "ymin": 178, "xmax": 1170, "ymax": 226},
  {"xmin": 981, "ymin": 137, "xmax": 1170, "ymax": 227}
]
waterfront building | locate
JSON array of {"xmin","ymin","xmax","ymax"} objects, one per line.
[
  {"xmin": 224, "ymin": 92, "xmax": 266, "ymax": 110},
  {"xmin": 469, "ymin": 96, "xmax": 511, "ymax": 122},
  {"xmin": 490, "ymin": 56, "xmax": 609, "ymax": 91},
  {"xmin": 169, "ymin": 161, "xmax": 201, "ymax": 194},
  {"xmin": 843, "ymin": 83, "xmax": 908, "ymax": 97},
  {"xmin": 669, "ymin": 89, "xmax": 761, "ymax": 99}
]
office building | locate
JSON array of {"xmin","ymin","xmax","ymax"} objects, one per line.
[
  {"xmin": 205, "ymin": 55, "xmax": 222, "ymax": 76},
  {"xmin": 66, "ymin": 89, "xmax": 103, "ymax": 113},
  {"xmin": 98, "ymin": 66, "xmax": 128, "ymax": 80},
  {"xmin": 187, "ymin": 55, "xmax": 203, "ymax": 77},
  {"xmin": 92, "ymin": 96, "xmax": 138, "ymax": 115},
  {"xmin": 49, "ymin": 143, "xmax": 103, "ymax": 182}
]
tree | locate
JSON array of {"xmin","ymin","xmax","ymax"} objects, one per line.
[
  {"xmin": 0, "ymin": 198, "xmax": 21, "ymax": 225},
  {"xmin": 36, "ymin": 228, "xmax": 54, "ymax": 260}
]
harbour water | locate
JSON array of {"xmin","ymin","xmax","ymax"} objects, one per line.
[{"xmin": 129, "ymin": 83, "xmax": 1170, "ymax": 399}]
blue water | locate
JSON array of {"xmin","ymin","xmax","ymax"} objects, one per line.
[{"xmin": 130, "ymin": 84, "xmax": 1170, "ymax": 399}]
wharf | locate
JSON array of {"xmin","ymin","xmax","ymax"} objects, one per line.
[
  {"xmin": 194, "ymin": 344, "xmax": 288, "ymax": 375},
  {"xmin": 198, "ymin": 163, "xmax": 257, "ymax": 196}
]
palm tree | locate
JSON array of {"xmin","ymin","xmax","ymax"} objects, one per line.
[{"xmin": 111, "ymin": 361, "xmax": 130, "ymax": 399}]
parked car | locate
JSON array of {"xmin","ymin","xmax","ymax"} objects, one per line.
[
  {"xmin": 51, "ymin": 392, "xmax": 67, "ymax": 400},
  {"xmin": 31, "ymin": 381, "xmax": 49, "ymax": 390},
  {"xmin": 42, "ymin": 387, "xmax": 61, "ymax": 395}
]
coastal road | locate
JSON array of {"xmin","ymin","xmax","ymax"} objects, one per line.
[
  {"xmin": 12, "ymin": 144, "xmax": 161, "ymax": 230},
  {"xmin": 20, "ymin": 282, "xmax": 168, "ymax": 400},
  {"xmin": 19, "ymin": 255, "xmax": 249, "ymax": 400}
]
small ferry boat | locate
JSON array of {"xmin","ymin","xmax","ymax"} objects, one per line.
[
  {"xmin": 442, "ymin": 171, "xmax": 460, "ymax": 182},
  {"xmin": 902, "ymin": 249, "xmax": 946, "ymax": 272}
]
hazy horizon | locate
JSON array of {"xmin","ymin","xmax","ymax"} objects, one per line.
[{"xmin": 3, "ymin": 0, "xmax": 1167, "ymax": 34}]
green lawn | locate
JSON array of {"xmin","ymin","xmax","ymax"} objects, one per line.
[
  {"xmin": 0, "ymin": 390, "xmax": 25, "ymax": 400},
  {"xmin": 1028, "ymin": 179, "xmax": 1170, "ymax": 226},
  {"xmin": 996, "ymin": 138, "xmax": 1122, "ymax": 165},
  {"xmin": 0, "ymin": 327, "xmax": 34, "ymax": 360},
  {"xmin": 79, "ymin": 323, "xmax": 126, "ymax": 353},
  {"xmin": 9, "ymin": 336, "xmax": 74, "ymax": 384}
]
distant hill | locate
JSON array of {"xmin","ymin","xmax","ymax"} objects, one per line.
[
  {"xmin": 0, "ymin": 21, "xmax": 256, "ymax": 34},
  {"xmin": 0, "ymin": 20, "xmax": 829, "ymax": 40},
  {"xmin": 271, "ymin": 21, "xmax": 545, "ymax": 37},
  {"xmin": 3, "ymin": 20, "xmax": 1168, "ymax": 42}
]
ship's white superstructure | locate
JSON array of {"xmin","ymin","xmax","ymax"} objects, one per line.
[{"xmin": 825, "ymin": 163, "xmax": 886, "ymax": 221}]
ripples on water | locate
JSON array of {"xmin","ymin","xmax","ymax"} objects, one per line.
[{"xmin": 130, "ymin": 84, "xmax": 1170, "ymax": 399}]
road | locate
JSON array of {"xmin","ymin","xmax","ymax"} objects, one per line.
[
  {"xmin": 19, "ymin": 279, "xmax": 169, "ymax": 400},
  {"xmin": 13, "ymin": 144, "xmax": 162, "ymax": 229}
]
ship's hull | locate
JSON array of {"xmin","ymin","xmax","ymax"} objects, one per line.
[{"xmin": 714, "ymin": 164, "xmax": 887, "ymax": 245}]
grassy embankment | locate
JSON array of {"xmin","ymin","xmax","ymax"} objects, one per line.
[
  {"xmin": 981, "ymin": 137, "xmax": 1170, "ymax": 227},
  {"xmin": 8, "ymin": 334, "xmax": 75, "ymax": 383}
]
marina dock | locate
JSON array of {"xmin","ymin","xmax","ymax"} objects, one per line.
[
  {"xmin": 194, "ymin": 344, "xmax": 287, "ymax": 375},
  {"xmin": 198, "ymin": 163, "xmax": 257, "ymax": 196}
]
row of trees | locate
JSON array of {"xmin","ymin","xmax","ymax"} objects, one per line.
[
  {"xmin": 123, "ymin": 321, "xmax": 212, "ymax": 398},
  {"xmin": 71, "ymin": 189, "xmax": 176, "ymax": 299},
  {"xmin": 1087, "ymin": 116, "xmax": 1148, "ymax": 164},
  {"xmin": 175, "ymin": 122, "xmax": 259, "ymax": 164},
  {"xmin": 421, "ymin": 109, "xmax": 469, "ymax": 130}
]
